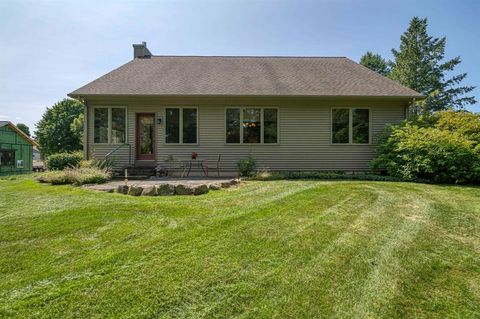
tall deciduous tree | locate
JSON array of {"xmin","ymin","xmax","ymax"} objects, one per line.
[
  {"xmin": 35, "ymin": 98, "xmax": 84, "ymax": 156},
  {"xmin": 70, "ymin": 112, "xmax": 84, "ymax": 143},
  {"xmin": 390, "ymin": 17, "xmax": 476, "ymax": 114},
  {"xmin": 359, "ymin": 51, "xmax": 390, "ymax": 76},
  {"xmin": 16, "ymin": 123, "xmax": 30, "ymax": 136}
]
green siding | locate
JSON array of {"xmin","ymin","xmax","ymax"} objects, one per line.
[{"xmin": 0, "ymin": 125, "xmax": 33, "ymax": 175}]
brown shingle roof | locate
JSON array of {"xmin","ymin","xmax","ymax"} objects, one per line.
[{"xmin": 69, "ymin": 56, "xmax": 422, "ymax": 98}]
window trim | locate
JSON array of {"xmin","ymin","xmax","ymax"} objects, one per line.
[
  {"xmin": 330, "ymin": 107, "xmax": 371, "ymax": 145},
  {"xmin": 224, "ymin": 107, "xmax": 280, "ymax": 145},
  {"xmin": 92, "ymin": 106, "xmax": 127, "ymax": 145},
  {"xmin": 164, "ymin": 106, "xmax": 199, "ymax": 145}
]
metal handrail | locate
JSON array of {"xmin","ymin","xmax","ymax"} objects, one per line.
[{"xmin": 104, "ymin": 143, "xmax": 132, "ymax": 166}]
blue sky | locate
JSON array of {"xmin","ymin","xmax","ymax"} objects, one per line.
[{"xmin": 0, "ymin": 0, "xmax": 479, "ymax": 131}]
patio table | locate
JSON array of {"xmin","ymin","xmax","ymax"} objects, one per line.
[{"xmin": 181, "ymin": 158, "xmax": 208, "ymax": 177}]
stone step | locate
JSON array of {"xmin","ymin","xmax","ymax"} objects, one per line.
[{"xmin": 114, "ymin": 166, "xmax": 156, "ymax": 179}]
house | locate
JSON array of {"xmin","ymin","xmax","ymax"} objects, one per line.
[
  {"xmin": 33, "ymin": 146, "xmax": 41, "ymax": 161},
  {"xmin": 69, "ymin": 42, "xmax": 422, "ymax": 175},
  {"xmin": 32, "ymin": 146, "xmax": 46, "ymax": 172},
  {"xmin": 0, "ymin": 121, "xmax": 38, "ymax": 175}
]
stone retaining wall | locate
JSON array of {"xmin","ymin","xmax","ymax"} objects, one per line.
[{"xmin": 111, "ymin": 179, "xmax": 240, "ymax": 196}]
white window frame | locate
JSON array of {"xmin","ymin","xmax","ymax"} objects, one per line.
[
  {"xmin": 225, "ymin": 107, "xmax": 280, "ymax": 145},
  {"xmin": 93, "ymin": 106, "xmax": 127, "ymax": 145},
  {"xmin": 164, "ymin": 106, "xmax": 199, "ymax": 145},
  {"xmin": 330, "ymin": 107, "xmax": 371, "ymax": 145}
]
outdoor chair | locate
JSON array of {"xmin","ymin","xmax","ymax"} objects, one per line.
[
  {"xmin": 165, "ymin": 156, "xmax": 188, "ymax": 177},
  {"xmin": 202, "ymin": 154, "xmax": 222, "ymax": 177}
]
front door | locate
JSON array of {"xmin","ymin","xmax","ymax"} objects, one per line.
[{"xmin": 136, "ymin": 113, "xmax": 155, "ymax": 161}]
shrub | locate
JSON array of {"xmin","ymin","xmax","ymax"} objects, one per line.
[
  {"xmin": 36, "ymin": 167, "xmax": 111, "ymax": 185},
  {"xmin": 79, "ymin": 158, "xmax": 114, "ymax": 170},
  {"xmin": 433, "ymin": 110, "xmax": 480, "ymax": 144},
  {"xmin": 254, "ymin": 169, "xmax": 272, "ymax": 181},
  {"xmin": 46, "ymin": 151, "xmax": 83, "ymax": 170},
  {"xmin": 36, "ymin": 170, "xmax": 71, "ymax": 185},
  {"xmin": 371, "ymin": 123, "xmax": 480, "ymax": 184},
  {"xmin": 65, "ymin": 168, "xmax": 112, "ymax": 185},
  {"xmin": 237, "ymin": 156, "xmax": 257, "ymax": 176},
  {"xmin": 249, "ymin": 171, "xmax": 409, "ymax": 182}
]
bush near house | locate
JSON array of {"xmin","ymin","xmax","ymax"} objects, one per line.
[
  {"xmin": 37, "ymin": 167, "xmax": 111, "ymax": 185},
  {"xmin": 46, "ymin": 151, "xmax": 83, "ymax": 170},
  {"xmin": 79, "ymin": 158, "xmax": 115, "ymax": 170},
  {"xmin": 251, "ymin": 171, "xmax": 411, "ymax": 182},
  {"xmin": 371, "ymin": 111, "xmax": 480, "ymax": 184},
  {"xmin": 237, "ymin": 156, "xmax": 257, "ymax": 176}
]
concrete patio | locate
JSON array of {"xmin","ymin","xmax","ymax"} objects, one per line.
[{"xmin": 84, "ymin": 177, "xmax": 241, "ymax": 196}]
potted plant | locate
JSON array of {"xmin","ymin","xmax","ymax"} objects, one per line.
[{"xmin": 191, "ymin": 152, "xmax": 198, "ymax": 160}]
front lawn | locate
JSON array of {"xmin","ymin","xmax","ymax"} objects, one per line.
[{"xmin": 1, "ymin": 177, "xmax": 479, "ymax": 318}]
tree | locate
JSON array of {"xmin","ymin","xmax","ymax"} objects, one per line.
[
  {"xmin": 70, "ymin": 112, "xmax": 84, "ymax": 144},
  {"xmin": 359, "ymin": 51, "xmax": 390, "ymax": 76},
  {"xmin": 16, "ymin": 123, "xmax": 30, "ymax": 136},
  {"xmin": 390, "ymin": 17, "xmax": 476, "ymax": 115},
  {"xmin": 35, "ymin": 98, "xmax": 84, "ymax": 156}
]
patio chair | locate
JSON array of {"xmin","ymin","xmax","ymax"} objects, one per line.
[
  {"xmin": 165, "ymin": 156, "xmax": 188, "ymax": 177},
  {"xmin": 202, "ymin": 154, "xmax": 222, "ymax": 177}
]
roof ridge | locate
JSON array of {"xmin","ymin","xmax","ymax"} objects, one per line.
[{"xmin": 149, "ymin": 55, "xmax": 348, "ymax": 59}]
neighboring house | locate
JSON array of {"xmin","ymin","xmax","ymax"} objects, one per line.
[
  {"xmin": 32, "ymin": 146, "xmax": 45, "ymax": 172},
  {"xmin": 0, "ymin": 121, "xmax": 38, "ymax": 175},
  {"xmin": 33, "ymin": 146, "xmax": 41, "ymax": 161},
  {"xmin": 69, "ymin": 42, "xmax": 422, "ymax": 174}
]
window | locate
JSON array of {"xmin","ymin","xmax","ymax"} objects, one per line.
[
  {"xmin": 165, "ymin": 108, "xmax": 180, "ymax": 143},
  {"xmin": 182, "ymin": 108, "xmax": 198, "ymax": 144},
  {"xmin": 352, "ymin": 109, "xmax": 369, "ymax": 144},
  {"xmin": 94, "ymin": 108, "xmax": 108, "ymax": 143},
  {"xmin": 263, "ymin": 108, "xmax": 278, "ymax": 143},
  {"xmin": 226, "ymin": 108, "xmax": 240, "ymax": 143},
  {"xmin": 165, "ymin": 107, "xmax": 197, "ymax": 144},
  {"xmin": 225, "ymin": 107, "xmax": 279, "ymax": 144},
  {"xmin": 332, "ymin": 109, "xmax": 349, "ymax": 143},
  {"xmin": 111, "ymin": 108, "xmax": 126, "ymax": 144},
  {"xmin": 243, "ymin": 108, "xmax": 261, "ymax": 143},
  {"xmin": 331, "ymin": 108, "xmax": 370, "ymax": 144},
  {"xmin": 93, "ymin": 107, "xmax": 126, "ymax": 144},
  {"xmin": 0, "ymin": 149, "xmax": 15, "ymax": 166}
]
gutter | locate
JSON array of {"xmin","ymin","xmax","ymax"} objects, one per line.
[{"xmin": 68, "ymin": 93, "xmax": 426, "ymax": 100}]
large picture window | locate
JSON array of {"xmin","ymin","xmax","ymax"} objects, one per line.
[
  {"xmin": 165, "ymin": 107, "xmax": 197, "ymax": 144},
  {"xmin": 225, "ymin": 107, "xmax": 278, "ymax": 144},
  {"xmin": 93, "ymin": 107, "xmax": 126, "ymax": 144},
  {"xmin": 331, "ymin": 108, "xmax": 370, "ymax": 144}
]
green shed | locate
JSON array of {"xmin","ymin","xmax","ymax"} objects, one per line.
[{"xmin": 0, "ymin": 121, "xmax": 38, "ymax": 175}]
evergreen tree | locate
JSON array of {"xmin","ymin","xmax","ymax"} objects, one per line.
[
  {"xmin": 390, "ymin": 17, "xmax": 476, "ymax": 114},
  {"xmin": 359, "ymin": 51, "xmax": 390, "ymax": 76}
]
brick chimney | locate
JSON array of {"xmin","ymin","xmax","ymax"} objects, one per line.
[{"xmin": 132, "ymin": 41, "xmax": 152, "ymax": 59}]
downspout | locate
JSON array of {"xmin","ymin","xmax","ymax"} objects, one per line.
[
  {"xmin": 407, "ymin": 98, "xmax": 416, "ymax": 119},
  {"xmin": 82, "ymin": 99, "xmax": 89, "ymax": 160}
]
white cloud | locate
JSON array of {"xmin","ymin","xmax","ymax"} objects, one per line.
[{"xmin": 0, "ymin": 115, "xmax": 10, "ymax": 120}]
